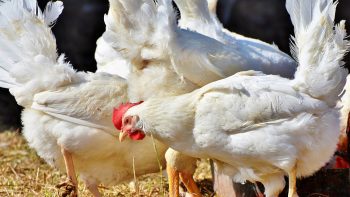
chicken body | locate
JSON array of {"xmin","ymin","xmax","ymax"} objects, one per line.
[
  {"xmin": 169, "ymin": 1, "xmax": 297, "ymax": 194},
  {"xmin": 174, "ymin": 0, "xmax": 296, "ymax": 79},
  {"xmin": 0, "ymin": 1, "xmax": 166, "ymax": 196},
  {"xmin": 106, "ymin": 0, "xmax": 296, "ymax": 196},
  {"xmin": 106, "ymin": 0, "xmax": 297, "ymax": 96},
  {"xmin": 125, "ymin": 72, "xmax": 341, "ymax": 197},
  {"xmin": 22, "ymin": 73, "xmax": 165, "ymax": 186},
  {"xmin": 120, "ymin": 0, "xmax": 349, "ymax": 196}
]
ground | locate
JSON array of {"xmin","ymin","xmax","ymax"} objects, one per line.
[{"xmin": 0, "ymin": 131, "xmax": 215, "ymax": 197}]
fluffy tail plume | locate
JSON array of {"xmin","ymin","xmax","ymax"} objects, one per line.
[
  {"xmin": 287, "ymin": 0, "xmax": 349, "ymax": 106},
  {"xmin": 104, "ymin": 0, "xmax": 176, "ymax": 69},
  {"xmin": 0, "ymin": 0, "xmax": 81, "ymax": 107}
]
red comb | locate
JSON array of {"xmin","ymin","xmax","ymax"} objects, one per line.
[{"xmin": 113, "ymin": 101, "xmax": 143, "ymax": 130}]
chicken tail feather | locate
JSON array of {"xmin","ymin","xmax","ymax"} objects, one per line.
[
  {"xmin": 287, "ymin": 0, "xmax": 349, "ymax": 106},
  {"xmin": 0, "ymin": 0, "xmax": 80, "ymax": 107},
  {"xmin": 104, "ymin": 0, "xmax": 176, "ymax": 69}
]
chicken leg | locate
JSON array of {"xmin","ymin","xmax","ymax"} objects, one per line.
[
  {"xmin": 57, "ymin": 146, "xmax": 78, "ymax": 197},
  {"xmin": 165, "ymin": 149, "xmax": 199, "ymax": 197},
  {"xmin": 179, "ymin": 172, "xmax": 202, "ymax": 197},
  {"xmin": 167, "ymin": 165, "xmax": 180, "ymax": 197},
  {"xmin": 288, "ymin": 166, "xmax": 298, "ymax": 197}
]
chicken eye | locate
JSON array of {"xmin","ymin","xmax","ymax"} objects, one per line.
[{"xmin": 124, "ymin": 117, "xmax": 130, "ymax": 125}]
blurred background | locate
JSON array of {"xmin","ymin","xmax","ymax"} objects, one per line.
[{"xmin": 0, "ymin": 0, "xmax": 349, "ymax": 130}]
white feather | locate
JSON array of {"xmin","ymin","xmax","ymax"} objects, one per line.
[
  {"xmin": 95, "ymin": 34, "xmax": 130, "ymax": 78},
  {"xmin": 23, "ymin": 0, "xmax": 40, "ymax": 15},
  {"xmin": 43, "ymin": 1, "xmax": 63, "ymax": 26},
  {"xmin": 123, "ymin": 1, "xmax": 349, "ymax": 197},
  {"xmin": 288, "ymin": 0, "xmax": 349, "ymax": 106},
  {"xmin": 155, "ymin": 0, "xmax": 296, "ymax": 88},
  {"xmin": 0, "ymin": 1, "xmax": 168, "ymax": 194},
  {"xmin": 173, "ymin": 0, "xmax": 296, "ymax": 81},
  {"xmin": 0, "ymin": 0, "xmax": 74, "ymax": 106}
]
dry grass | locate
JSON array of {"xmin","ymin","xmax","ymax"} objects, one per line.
[{"xmin": 0, "ymin": 131, "xmax": 215, "ymax": 197}]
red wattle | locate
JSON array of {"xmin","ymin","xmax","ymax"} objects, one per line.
[
  {"xmin": 112, "ymin": 101, "xmax": 143, "ymax": 131},
  {"xmin": 129, "ymin": 131, "xmax": 146, "ymax": 140}
]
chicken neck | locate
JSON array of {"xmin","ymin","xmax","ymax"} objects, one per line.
[{"xmin": 128, "ymin": 93, "xmax": 197, "ymax": 154}]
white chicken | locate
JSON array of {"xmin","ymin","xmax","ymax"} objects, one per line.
[
  {"xmin": 174, "ymin": 0, "xmax": 296, "ymax": 79},
  {"xmin": 104, "ymin": 0, "xmax": 298, "ymax": 97},
  {"xmin": 118, "ymin": 1, "xmax": 349, "ymax": 197},
  {"xmin": 173, "ymin": 0, "xmax": 297, "ymax": 194},
  {"xmin": 105, "ymin": 0, "xmax": 297, "ymax": 196},
  {"xmin": 0, "ymin": 1, "xmax": 167, "ymax": 196}
]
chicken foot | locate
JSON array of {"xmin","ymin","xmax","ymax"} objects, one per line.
[
  {"xmin": 167, "ymin": 165, "xmax": 180, "ymax": 197},
  {"xmin": 288, "ymin": 166, "xmax": 298, "ymax": 197},
  {"xmin": 166, "ymin": 165, "xmax": 201, "ymax": 197},
  {"xmin": 56, "ymin": 146, "xmax": 78, "ymax": 197},
  {"xmin": 179, "ymin": 172, "xmax": 202, "ymax": 197}
]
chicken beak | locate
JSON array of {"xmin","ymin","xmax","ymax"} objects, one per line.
[{"xmin": 119, "ymin": 130, "xmax": 128, "ymax": 142}]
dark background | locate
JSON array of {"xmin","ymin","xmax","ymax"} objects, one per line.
[{"xmin": 0, "ymin": 0, "xmax": 349, "ymax": 130}]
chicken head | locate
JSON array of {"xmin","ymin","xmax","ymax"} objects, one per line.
[{"xmin": 113, "ymin": 102, "xmax": 146, "ymax": 141}]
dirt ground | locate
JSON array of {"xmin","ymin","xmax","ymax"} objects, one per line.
[{"xmin": 0, "ymin": 131, "xmax": 215, "ymax": 197}]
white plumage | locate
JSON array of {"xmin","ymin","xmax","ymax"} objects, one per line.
[
  {"xmin": 95, "ymin": 36, "xmax": 130, "ymax": 78},
  {"xmin": 0, "ymin": 1, "xmax": 167, "ymax": 196},
  {"xmin": 173, "ymin": 0, "xmax": 296, "ymax": 81},
  {"xmin": 120, "ymin": 0, "xmax": 349, "ymax": 197},
  {"xmin": 94, "ymin": 5, "xmax": 130, "ymax": 78},
  {"xmin": 106, "ymin": 0, "xmax": 297, "ymax": 196},
  {"xmin": 105, "ymin": 0, "xmax": 298, "ymax": 102}
]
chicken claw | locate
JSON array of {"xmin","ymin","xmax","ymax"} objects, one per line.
[
  {"xmin": 56, "ymin": 179, "xmax": 77, "ymax": 197},
  {"xmin": 179, "ymin": 172, "xmax": 201, "ymax": 197},
  {"xmin": 58, "ymin": 146, "xmax": 78, "ymax": 197}
]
